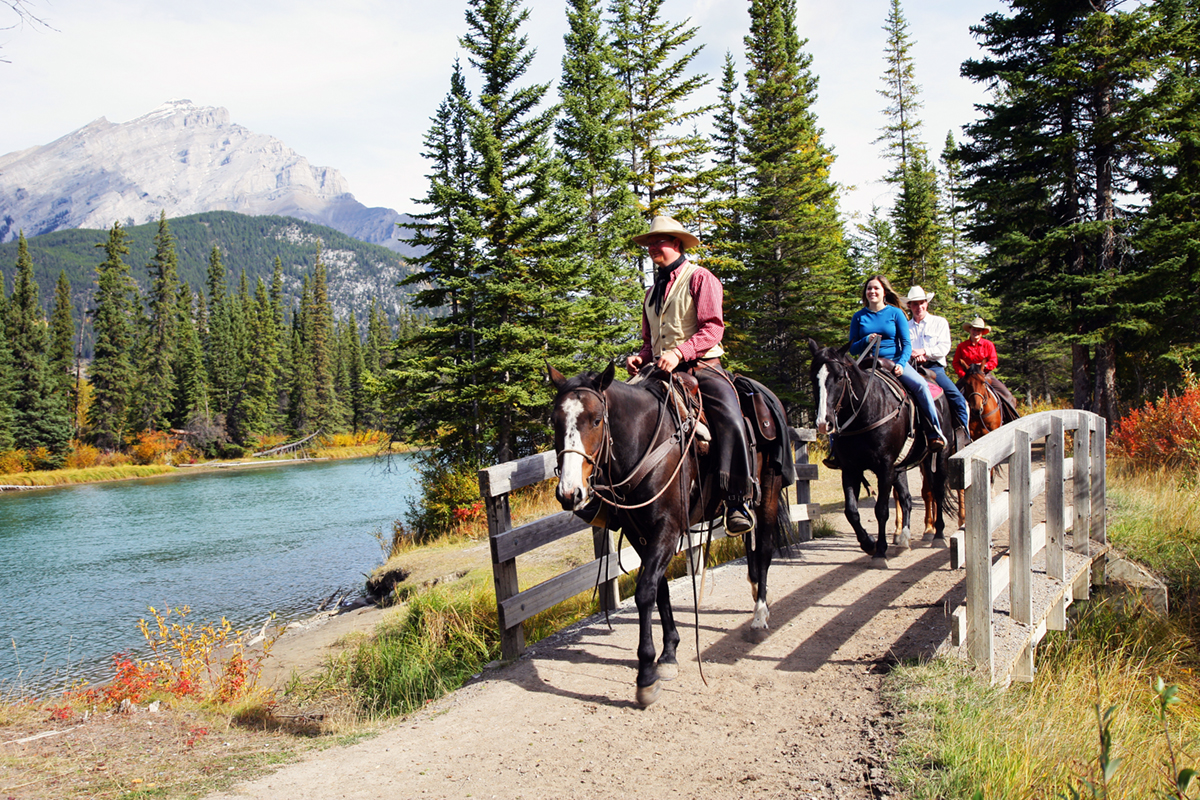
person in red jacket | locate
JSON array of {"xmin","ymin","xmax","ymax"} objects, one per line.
[{"xmin": 953, "ymin": 317, "xmax": 1018, "ymax": 422}]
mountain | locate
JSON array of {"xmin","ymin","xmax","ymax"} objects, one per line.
[
  {"xmin": 0, "ymin": 211, "xmax": 421, "ymax": 338},
  {"xmin": 0, "ymin": 100, "xmax": 421, "ymax": 256}
]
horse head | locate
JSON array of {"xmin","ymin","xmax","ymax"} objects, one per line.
[
  {"xmin": 961, "ymin": 363, "xmax": 991, "ymax": 415},
  {"xmin": 808, "ymin": 338, "xmax": 853, "ymax": 436},
  {"xmin": 548, "ymin": 362, "xmax": 615, "ymax": 511}
]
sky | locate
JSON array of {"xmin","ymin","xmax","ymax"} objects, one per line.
[{"xmin": 0, "ymin": 0, "xmax": 1006, "ymax": 224}]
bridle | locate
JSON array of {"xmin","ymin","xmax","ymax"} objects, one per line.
[
  {"xmin": 554, "ymin": 377, "xmax": 702, "ymax": 512},
  {"xmin": 820, "ymin": 341, "xmax": 902, "ymax": 437}
]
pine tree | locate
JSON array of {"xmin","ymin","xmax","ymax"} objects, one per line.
[
  {"xmin": 890, "ymin": 148, "xmax": 949, "ymax": 297},
  {"xmin": 308, "ymin": 245, "xmax": 344, "ymax": 433},
  {"xmin": 205, "ymin": 246, "xmax": 239, "ymax": 419},
  {"xmin": 705, "ymin": 52, "xmax": 749, "ymax": 274},
  {"xmin": 137, "ymin": 211, "xmax": 180, "ymax": 432},
  {"xmin": 287, "ymin": 276, "xmax": 317, "ymax": 435},
  {"xmin": 556, "ymin": 0, "xmax": 643, "ymax": 363},
  {"xmin": 608, "ymin": 0, "xmax": 713, "ymax": 218},
  {"xmin": 876, "ymin": 0, "xmax": 924, "ymax": 182},
  {"xmin": 7, "ymin": 233, "xmax": 71, "ymax": 461},
  {"xmin": 960, "ymin": 0, "xmax": 1158, "ymax": 419},
  {"xmin": 172, "ymin": 285, "xmax": 210, "ymax": 429},
  {"xmin": 730, "ymin": 0, "xmax": 851, "ymax": 410},
  {"xmin": 48, "ymin": 272, "xmax": 75, "ymax": 399},
  {"xmin": 89, "ymin": 222, "xmax": 136, "ymax": 451}
]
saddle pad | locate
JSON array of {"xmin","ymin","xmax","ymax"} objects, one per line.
[{"xmin": 926, "ymin": 380, "xmax": 943, "ymax": 401}]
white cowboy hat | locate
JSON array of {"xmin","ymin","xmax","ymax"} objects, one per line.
[
  {"xmin": 631, "ymin": 216, "xmax": 700, "ymax": 250},
  {"xmin": 963, "ymin": 316, "xmax": 992, "ymax": 334},
  {"xmin": 904, "ymin": 285, "xmax": 934, "ymax": 305}
]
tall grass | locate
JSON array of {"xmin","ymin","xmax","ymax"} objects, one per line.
[{"xmin": 886, "ymin": 458, "xmax": 1200, "ymax": 799}]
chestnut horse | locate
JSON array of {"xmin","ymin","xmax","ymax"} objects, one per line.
[
  {"xmin": 549, "ymin": 363, "xmax": 791, "ymax": 707},
  {"xmin": 962, "ymin": 363, "xmax": 1018, "ymax": 439}
]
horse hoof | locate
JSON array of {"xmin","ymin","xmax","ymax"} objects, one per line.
[
  {"xmin": 893, "ymin": 535, "xmax": 911, "ymax": 551},
  {"xmin": 922, "ymin": 532, "xmax": 936, "ymax": 542},
  {"xmin": 657, "ymin": 661, "xmax": 678, "ymax": 682},
  {"xmin": 931, "ymin": 537, "xmax": 949, "ymax": 549},
  {"xmin": 868, "ymin": 556, "xmax": 890, "ymax": 570},
  {"xmin": 636, "ymin": 681, "xmax": 662, "ymax": 707}
]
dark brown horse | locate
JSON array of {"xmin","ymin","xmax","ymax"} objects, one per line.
[
  {"xmin": 808, "ymin": 339, "xmax": 958, "ymax": 563},
  {"xmin": 549, "ymin": 363, "xmax": 790, "ymax": 707}
]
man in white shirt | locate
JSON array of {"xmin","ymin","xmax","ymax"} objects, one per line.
[{"xmin": 904, "ymin": 286, "xmax": 969, "ymax": 436}]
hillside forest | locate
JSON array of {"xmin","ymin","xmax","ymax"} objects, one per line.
[{"xmin": 1, "ymin": 0, "xmax": 1198, "ymax": 525}]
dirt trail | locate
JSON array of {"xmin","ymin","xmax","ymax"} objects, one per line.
[{"xmin": 209, "ymin": 490, "xmax": 967, "ymax": 800}]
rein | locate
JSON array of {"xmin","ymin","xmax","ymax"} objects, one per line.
[
  {"xmin": 827, "ymin": 338, "xmax": 904, "ymax": 437},
  {"xmin": 580, "ymin": 376, "xmax": 703, "ymax": 512}
]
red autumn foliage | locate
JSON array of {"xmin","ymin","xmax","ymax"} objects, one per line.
[{"xmin": 1110, "ymin": 374, "xmax": 1200, "ymax": 472}]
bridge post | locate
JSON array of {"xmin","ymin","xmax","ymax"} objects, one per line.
[
  {"xmin": 1073, "ymin": 413, "xmax": 1092, "ymax": 555},
  {"xmin": 1010, "ymin": 427, "xmax": 1032, "ymax": 626},
  {"xmin": 1046, "ymin": 416, "xmax": 1066, "ymax": 584},
  {"xmin": 966, "ymin": 456, "xmax": 994, "ymax": 677}
]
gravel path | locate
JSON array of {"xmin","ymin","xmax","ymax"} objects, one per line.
[{"xmin": 209, "ymin": 489, "xmax": 967, "ymax": 800}]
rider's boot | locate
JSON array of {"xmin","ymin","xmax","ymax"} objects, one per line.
[
  {"xmin": 923, "ymin": 418, "xmax": 946, "ymax": 452},
  {"xmin": 725, "ymin": 497, "xmax": 756, "ymax": 536}
]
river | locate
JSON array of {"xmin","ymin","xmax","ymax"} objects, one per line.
[{"xmin": 0, "ymin": 453, "xmax": 419, "ymax": 694}]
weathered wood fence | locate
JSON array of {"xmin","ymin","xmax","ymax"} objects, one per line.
[
  {"xmin": 947, "ymin": 409, "xmax": 1109, "ymax": 686},
  {"xmin": 250, "ymin": 429, "xmax": 322, "ymax": 459},
  {"xmin": 479, "ymin": 428, "xmax": 819, "ymax": 661}
]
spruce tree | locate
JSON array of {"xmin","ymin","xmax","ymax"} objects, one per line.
[
  {"xmin": 8, "ymin": 233, "xmax": 71, "ymax": 460},
  {"xmin": 556, "ymin": 0, "xmax": 643, "ymax": 363},
  {"xmin": 876, "ymin": 0, "xmax": 923, "ymax": 182},
  {"xmin": 731, "ymin": 0, "xmax": 851, "ymax": 410},
  {"xmin": 960, "ymin": 0, "xmax": 1158, "ymax": 419},
  {"xmin": 308, "ymin": 246, "xmax": 344, "ymax": 434},
  {"xmin": 608, "ymin": 0, "xmax": 712, "ymax": 218},
  {"xmin": 172, "ymin": 285, "xmax": 210, "ymax": 430},
  {"xmin": 137, "ymin": 211, "xmax": 180, "ymax": 432},
  {"xmin": 89, "ymin": 222, "xmax": 136, "ymax": 451}
]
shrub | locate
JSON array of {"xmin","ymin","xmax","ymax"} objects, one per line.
[
  {"xmin": 1110, "ymin": 371, "xmax": 1200, "ymax": 472},
  {"xmin": 65, "ymin": 441, "xmax": 100, "ymax": 470},
  {"xmin": 128, "ymin": 430, "xmax": 184, "ymax": 465},
  {"xmin": 404, "ymin": 451, "xmax": 486, "ymax": 542},
  {"xmin": 0, "ymin": 450, "xmax": 24, "ymax": 475}
]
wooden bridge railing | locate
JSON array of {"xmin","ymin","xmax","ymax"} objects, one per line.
[
  {"xmin": 947, "ymin": 409, "xmax": 1109, "ymax": 686},
  {"xmin": 479, "ymin": 428, "xmax": 819, "ymax": 661}
]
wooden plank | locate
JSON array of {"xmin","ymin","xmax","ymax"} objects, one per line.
[
  {"xmin": 1010, "ymin": 428, "xmax": 1032, "ymax": 625},
  {"xmin": 479, "ymin": 451, "xmax": 557, "ymax": 498},
  {"xmin": 949, "ymin": 409, "xmax": 1081, "ymax": 489},
  {"xmin": 492, "ymin": 511, "xmax": 590, "ymax": 563},
  {"xmin": 1092, "ymin": 415, "xmax": 1107, "ymax": 546},
  {"xmin": 789, "ymin": 503, "xmax": 819, "ymax": 524},
  {"xmin": 1046, "ymin": 415, "xmax": 1066, "ymax": 582},
  {"xmin": 1074, "ymin": 416, "xmax": 1091, "ymax": 552},
  {"xmin": 794, "ymin": 463, "xmax": 819, "ymax": 481},
  {"xmin": 950, "ymin": 530, "xmax": 964, "ymax": 569},
  {"xmin": 499, "ymin": 555, "xmax": 627, "ymax": 629},
  {"xmin": 792, "ymin": 427, "xmax": 817, "ymax": 442},
  {"xmin": 967, "ymin": 457, "xmax": 994, "ymax": 675}
]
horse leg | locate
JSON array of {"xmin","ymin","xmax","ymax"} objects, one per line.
[
  {"xmin": 892, "ymin": 468, "xmax": 913, "ymax": 552},
  {"xmin": 633, "ymin": 538, "xmax": 675, "ymax": 708},
  {"xmin": 869, "ymin": 468, "xmax": 894, "ymax": 566},
  {"xmin": 842, "ymin": 470, "xmax": 873, "ymax": 555},
  {"xmin": 655, "ymin": 571, "xmax": 680, "ymax": 681},
  {"xmin": 892, "ymin": 470, "xmax": 911, "ymax": 551},
  {"xmin": 922, "ymin": 466, "xmax": 937, "ymax": 537},
  {"xmin": 747, "ymin": 467, "xmax": 780, "ymax": 631},
  {"xmin": 928, "ymin": 452, "xmax": 949, "ymax": 548}
]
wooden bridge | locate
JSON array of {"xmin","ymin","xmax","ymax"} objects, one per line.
[{"xmin": 250, "ymin": 429, "xmax": 323, "ymax": 459}]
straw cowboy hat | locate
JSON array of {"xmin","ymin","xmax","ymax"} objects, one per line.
[
  {"xmin": 631, "ymin": 216, "xmax": 700, "ymax": 250},
  {"xmin": 963, "ymin": 316, "xmax": 992, "ymax": 334},
  {"xmin": 903, "ymin": 285, "xmax": 934, "ymax": 306}
]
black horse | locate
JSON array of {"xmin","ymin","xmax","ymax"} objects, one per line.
[
  {"xmin": 549, "ymin": 363, "xmax": 791, "ymax": 707},
  {"xmin": 808, "ymin": 339, "xmax": 957, "ymax": 564}
]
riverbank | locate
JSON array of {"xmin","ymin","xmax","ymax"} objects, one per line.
[{"xmin": 0, "ymin": 443, "xmax": 409, "ymax": 492}]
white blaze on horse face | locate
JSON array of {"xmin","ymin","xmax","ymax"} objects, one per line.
[
  {"xmin": 557, "ymin": 396, "xmax": 590, "ymax": 506},
  {"xmin": 815, "ymin": 364, "xmax": 831, "ymax": 435}
]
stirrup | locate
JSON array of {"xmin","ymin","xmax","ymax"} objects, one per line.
[{"xmin": 725, "ymin": 505, "xmax": 756, "ymax": 536}]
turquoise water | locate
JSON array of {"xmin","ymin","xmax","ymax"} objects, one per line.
[{"xmin": 0, "ymin": 454, "xmax": 419, "ymax": 692}]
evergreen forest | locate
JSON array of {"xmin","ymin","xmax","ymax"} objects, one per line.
[{"xmin": 2, "ymin": 0, "xmax": 1199, "ymax": 531}]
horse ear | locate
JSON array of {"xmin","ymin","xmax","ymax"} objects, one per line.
[
  {"xmin": 548, "ymin": 363, "xmax": 568, "ymax": 390},
  {"xmin": 837, "ymin": 342, "xmax": 851, "ymax": 357},
  {"xmin": 598, "ymin": 361, "xmax": 616, "ymax": 391},
  {"xmin": 807, "ymin": 338, "xmax": 820, "ymax": 355}
]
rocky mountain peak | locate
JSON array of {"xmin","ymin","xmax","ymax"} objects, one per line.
[{"xmin": 0, "ymin": 100, "xmax": 414, "ymax": 254}]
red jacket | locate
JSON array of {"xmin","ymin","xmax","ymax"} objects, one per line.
[{"xmin": 953, "ymin": 338, "xmax": 998, "ymax": 378}]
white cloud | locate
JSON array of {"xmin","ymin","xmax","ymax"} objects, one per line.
[{"xmin": 0, "ymin": 0, "xmax": 1003, "ymax": 221}]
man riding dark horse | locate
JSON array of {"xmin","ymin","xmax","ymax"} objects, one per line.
[{"xmin": 625, "ymin": 216, "xmax": 757, "ymax": 535}]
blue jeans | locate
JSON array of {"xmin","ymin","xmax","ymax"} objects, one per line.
[
  {"xmin": 897, "ymin": 364, "xmax": 945, "ymax": 440},
  {"xmin": 926, "ymin": 363, "xmax": 968, "ymax": 431}
]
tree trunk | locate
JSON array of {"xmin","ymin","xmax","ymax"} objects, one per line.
[{"xmin": 1072, "ymin": 343, "xmax": 1091, "ymax": 410}]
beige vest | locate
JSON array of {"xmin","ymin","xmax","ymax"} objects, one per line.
[{"xmin": 644, "ymin": 261, "xmax": 725, "ymax": 360}]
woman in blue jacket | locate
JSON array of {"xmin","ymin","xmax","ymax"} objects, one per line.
[{"xmin": 848, "ymin": 274, "xmax": 946, "ymax": 451}]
